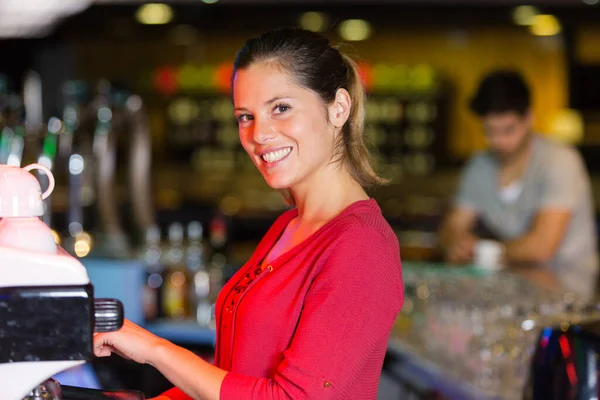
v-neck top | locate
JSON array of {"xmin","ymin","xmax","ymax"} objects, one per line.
[{"xmin": 163, "ymin": 199, "xmax": 404, "ymax": 400}]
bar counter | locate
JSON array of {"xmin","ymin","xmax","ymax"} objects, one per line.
[
  {"xmin": 82, "ymin": 258, "xmax": 596, "ymax": 400},
  {"xmin": 385, "ymin": 261, "xmax": 600, "ymax": 400}
]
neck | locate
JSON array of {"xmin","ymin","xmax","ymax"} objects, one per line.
[
  {"xmin": 497, "ymin": 135, "xmax": 534, "ymax": 187},
  {"xmin": 501, "ymin": 134, "xmax": 533, "ymax": 171},
  {"xmin": 289, "ymin": 164, "xmax": 369, "ymax": 226}
]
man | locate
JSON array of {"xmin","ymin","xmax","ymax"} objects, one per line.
[{"xmin": 440, "ymin": 70, "xmax": 599, "ymax": 300}]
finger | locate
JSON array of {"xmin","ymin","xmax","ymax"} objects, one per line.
[
  {"xmin": 94, "ymin": 345, "xmax": 112, "ymax": 358},
  {"xmin": 93, "ymin": 332, "xmax": 109, "ymax": 346},
  {"xmin": 111, "ymin": 346, "xmax": 133, "ymax": 360}
]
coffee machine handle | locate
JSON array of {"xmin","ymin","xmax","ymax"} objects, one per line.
[
  {"xmin": 59, "ymin": 385, "xmax": 145, "ymax": 400},
  {"xmin": 93, "ymin": 299, "xmax": 124, "ymax": 333}
]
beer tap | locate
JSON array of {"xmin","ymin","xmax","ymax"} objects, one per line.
[
  {"xmin": 36, "ymin": 117, "xmax": 62, "ymax": 227},
  {"xmin": 93, "ymin": 80, "xmax": 154, "ymax": 256},
  {"xmin": 60, "ymin": 80, "xmax": 95, "ymax": 256},
  {"xmin": 0, "ymin": 81, "xmax": 25, "ymax": 167},
  {"xmin": 92, "ymin": 80, "xmax": 131, "ymax": 258}
]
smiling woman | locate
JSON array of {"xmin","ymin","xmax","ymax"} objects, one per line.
[
  {"xmin": 233, "ymin": 61, "xmax": 348, "ymax": 192},
  {"xmin": 232, "ymin": 28, "xmax": 383, "ymax": 190},
  {"xmin": 93, "ymin": 27, "xmax": 404, "ymax": 400}
]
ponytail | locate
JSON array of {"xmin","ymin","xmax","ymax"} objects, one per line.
[{"xmin": 338, "ymin": 54, "xmax": 387, "ymax": 187}]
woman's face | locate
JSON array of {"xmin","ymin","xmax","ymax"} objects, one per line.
[{"xmin": 233, "ymin": 62, "xmax": 348, "ymax": 192}]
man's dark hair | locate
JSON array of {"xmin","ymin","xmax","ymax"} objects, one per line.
[{"xmin": 469, "ymin": 70, "xmax": 531, "ymax": 116}]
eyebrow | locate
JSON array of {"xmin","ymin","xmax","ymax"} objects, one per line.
[{"xmin": 234, "ymin": 96, "xmax": 289, "ymax": 112}]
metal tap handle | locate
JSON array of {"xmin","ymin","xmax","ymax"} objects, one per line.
[{"xmin": 93, "ymin": 298, "xmax": 124, "ymax": 333}]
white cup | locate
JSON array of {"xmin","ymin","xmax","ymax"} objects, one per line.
[{"xmin": 474, "ymin": 240, "xmax": 505, "ymax": 271}]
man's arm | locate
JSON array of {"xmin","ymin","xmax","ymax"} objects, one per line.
[
  {"xmin": 504, "ymin": 208, "xmax": 572, "ymax": 264},
  {"xmin": 504, "ymin": 147, "xmax": 586, "ymax": 265},
  {"xmin": 439, "ymin": 207, "xmax": 478, "ymax": 264},
  {"xmin": 439, "ymin": 156, "xmax": 484, "ymax": 264}
]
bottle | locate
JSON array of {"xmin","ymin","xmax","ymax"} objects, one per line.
[
  {"xmin": 186, "ymin": 221, "xmax": 211, "ymax": 325},
  {"xmin": 162, "ymin": 222, "xmax": 189, "ymax": 320},
  {"xmin": 209, "ymin": 213, "xmax": 228, "ymax": 256},
  {"xmin": 208, "ymin": 214, "xmax": 229, "ymax": 302},
  {"xmin": 141, "ymin": 224, "xmax": 164, "ymax": 322}
]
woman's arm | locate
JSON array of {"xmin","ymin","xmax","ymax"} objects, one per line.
[
  {"xmin": 94, "ymin": 321, "xmax": 225, "ymax": 400},
  {"xmin": 150, "ymin": 340, "xmax": 226, "ymax": 400}
]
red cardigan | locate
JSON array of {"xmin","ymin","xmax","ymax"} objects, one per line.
[{"xmin": 163, "ymin": 199, "xmax": 404, "ymax": 399}]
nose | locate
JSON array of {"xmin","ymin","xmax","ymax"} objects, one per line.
[{"xmin": 252, "ymin": 117, "xmax": 276, "ymax": 144}]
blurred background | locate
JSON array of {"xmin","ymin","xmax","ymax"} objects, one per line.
[
  {"xmin": 3, "ymin": 0, "xmax": 600, "ymax": 399},
  {"xmin": 6, "ymin": 0, "xmax": 600, "ymax": 262}
]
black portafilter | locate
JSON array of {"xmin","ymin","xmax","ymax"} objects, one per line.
[
  {"xmin": 93, "ymin": 298, "xmax": 124, "ymax": 333},
  {"xmin": 59, "ymin": 386, "xmax": 145, "ymax": 400},
  {"xmin": 31, "ymin": 378, "xmax": 146, "ymax": 400}
]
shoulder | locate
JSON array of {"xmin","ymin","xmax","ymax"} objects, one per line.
[
  {"xmin": 536, "ymin": 135, "xmax": 586, "ymax": 172},
  {"xmin": 327, "ymin": 200, "xmax": 399, "ymax": 253},
  {"xmin": 316, "ymin": 202, "xmax": 403, "ymax": 312},
  {"xmin": 321, "ymin": 201, "xmax": 402, "ymax": 284},
  {"xmin": 461, "ymin": 150, "xmax": 493, "ymax": 177},
  {"xmin": 468, "ymin": 149, "xmax": 492, "ymax": 165}
]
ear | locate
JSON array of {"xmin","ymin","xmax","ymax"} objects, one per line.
[{"xmin": 327, "ymin": 88, "xmax": 351, "ymax": 129}]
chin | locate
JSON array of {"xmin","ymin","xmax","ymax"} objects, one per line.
[
  {"xmin": 258, "ymin": 172, "xmax": 289, "ymax": 189},
  {"xmin": 258, "ymin": 165, "xmax": 303, "ymax": 190},
  {"xmin": 264, "ymin": 179, "xmax": 292, "ymax": 190},
  {"xmin": 493, "ymin": 151, "xmax": 513, "ymax": 163}
]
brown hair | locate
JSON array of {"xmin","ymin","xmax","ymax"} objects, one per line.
[{"xmin": 232, "ymin": 27, "xmax": 384, "ymax": 188}]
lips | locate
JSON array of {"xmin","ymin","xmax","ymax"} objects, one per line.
[{"xmin": 260, "ymin": 147, "xmax": 292, "ymax": 164}]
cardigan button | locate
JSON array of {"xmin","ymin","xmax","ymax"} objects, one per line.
[{"xmin": 324, "ymin": 381, "xmax": 331, "ymax": 388}]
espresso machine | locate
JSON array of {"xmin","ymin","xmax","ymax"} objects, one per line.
[{"xmin": 0, "ymin": 162, "xmax": 145, "ymax": 400}]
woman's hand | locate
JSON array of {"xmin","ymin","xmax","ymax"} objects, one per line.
[{"xmin": 93, "ymin": 319, "xmax": 167, "ymax": 365}]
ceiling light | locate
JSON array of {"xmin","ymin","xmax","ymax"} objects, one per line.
[
  {"xmin": 135, "ymin": 3, "xmax": 173, "ymax": 25},
  {"xmin": 339, "ymin": 19, "xmax": 372, "ymax": 42},
  {"xmin": 512, "ymin": 5, "xmax": 539, "ymax": 26},
  {"xmin": 299, "ymin": 12, "xmax": 328, "ymax": 33},
  {"xmin": 529, "ymin": 14, "xmax": 561, "ymax": 36}
]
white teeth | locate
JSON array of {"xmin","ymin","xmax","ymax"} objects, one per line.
[{"xmin": 261, "ymin": 147, "xmax": 291, "ymax": 163}]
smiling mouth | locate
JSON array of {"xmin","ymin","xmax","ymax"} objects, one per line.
[{"xmin": 260, "ymin": 147, "xmax": 292, "ymax": 164}]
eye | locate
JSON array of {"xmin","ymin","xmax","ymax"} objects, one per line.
[
  {"xmin": 237, "ymin": 114, "xmax": 253, "ymax": 123},
  {"xmin": 273, "ymin": 103, "xmax": 291, "ymax": 114}
]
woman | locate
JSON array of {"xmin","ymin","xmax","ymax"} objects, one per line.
[{"xmin": 94, "ymin": 27, "xmax": 404, "ymax": 400}]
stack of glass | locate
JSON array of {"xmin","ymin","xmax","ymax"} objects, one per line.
[{"xmin": 394, "ymin": 264, "xmax": 600, "ymax": 400}]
